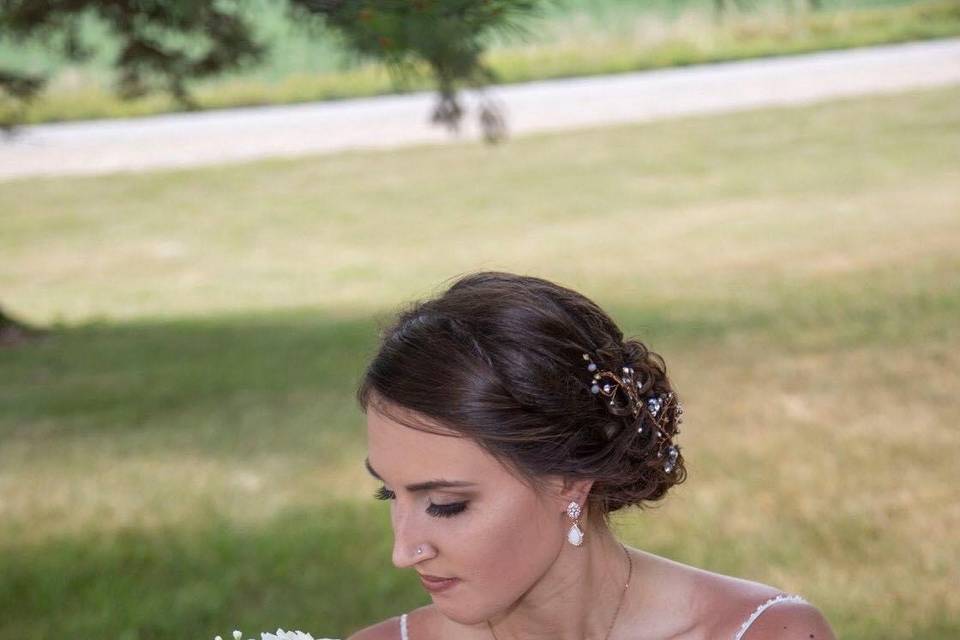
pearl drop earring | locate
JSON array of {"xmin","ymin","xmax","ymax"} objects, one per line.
[{"xmin": 566, "ymin": 501, "xmax": 584, "ymax": 546}]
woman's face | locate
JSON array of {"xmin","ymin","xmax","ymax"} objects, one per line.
[{"xmin": 365, "ymin": 403, "xmax": 580, "ymax": 625}]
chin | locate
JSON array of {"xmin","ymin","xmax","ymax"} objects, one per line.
[
  {"xmin": 437, "ymin": 590, "xmax": 517, "ymax": 628},
  {"xmin": 439, "ymin": 608, "xmax": 490, "ymax": 627},
  {"xmin": 433, "ymin": 597, "xmax": 490, "ymax": 627}
]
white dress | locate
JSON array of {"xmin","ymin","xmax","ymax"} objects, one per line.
[{"xmin": 398, "ymin": 594, "xmax": 808, "ymax": 640}]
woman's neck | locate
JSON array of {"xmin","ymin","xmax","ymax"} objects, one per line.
[{"xmin": 480, "ymin": 527, "xmax": 633, "ymax": 640}]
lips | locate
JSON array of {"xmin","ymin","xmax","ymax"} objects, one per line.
[
  {"xmin": 418, "ymin": 573, "xmax": 460, "ymax": 593},
  {"xmin": 419, "ymin": 573, "xmax": 455, "ymax": 582}
]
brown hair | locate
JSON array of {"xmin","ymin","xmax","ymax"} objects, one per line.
[{"xmin": 357, "ymin": 271, "xmax": 685, "ymax": 530}]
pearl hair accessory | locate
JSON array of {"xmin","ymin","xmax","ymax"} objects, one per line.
[
  {"xmin": 583, "ymin": 353, "xmax": 643, "ymax": 418},
  {"xmin": 582, "ymin": 352, "xmax": 684, "ymax": 474}
]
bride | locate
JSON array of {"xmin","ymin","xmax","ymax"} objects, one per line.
[{"xmin": 347, "ymin": 272, "xmax": 835, "ymax": 640}]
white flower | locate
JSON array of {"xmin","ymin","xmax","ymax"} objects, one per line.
[
  {"xmin": 260, "ymin": 630, "xmax": 317, "ymax": 640},
  {"xmin": 216, "ymin": 629, "xmax": 338, "ymax": 640}
]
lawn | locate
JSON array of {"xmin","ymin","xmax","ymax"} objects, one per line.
[{"xmin": 1, "ymin": 85, "xmax": 958, "ymax": 639}]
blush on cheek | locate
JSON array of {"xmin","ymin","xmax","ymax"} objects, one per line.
[{"xmin": 466, "ymin": 495, "xmax": 554, "ymax": 604}]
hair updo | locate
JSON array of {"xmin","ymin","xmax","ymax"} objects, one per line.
[{"xmin": 357, "ymin": 271, "xmax": 686, "ymax": 529}]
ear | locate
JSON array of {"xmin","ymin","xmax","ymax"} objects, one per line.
[{"xmin": 546, "ymin": 475, "xmax": 594, "ymax": 512}]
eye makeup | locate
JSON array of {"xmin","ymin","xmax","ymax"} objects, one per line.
[{"xmin": 373, "ymin": 485, "xmax": 469, "ymax": 518}]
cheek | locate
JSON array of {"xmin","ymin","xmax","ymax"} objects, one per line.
[{"xmin": 460, "ymin": 493, "xmax": 559, "ymax": 590}]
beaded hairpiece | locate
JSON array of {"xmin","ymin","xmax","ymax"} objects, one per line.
[
  {"xmin": 582, "ymin": 352, "xmax": 643, "ymax": 418},
  {"xmin": 581, "ymin": 352, "xmax": 684, "ymax": 473}
]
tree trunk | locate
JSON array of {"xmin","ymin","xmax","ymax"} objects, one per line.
[
  {"xmin": 714, "ymin": 0, "xmax": 726, "ymax": 21},
  {"xmin": 0, "ymin": 307, "xmax": 45, "ymax": 347}
]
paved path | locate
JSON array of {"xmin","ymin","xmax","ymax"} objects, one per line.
[{"xmin": 1, "ymin": 38, "xmax": 958, "ymax": 181}]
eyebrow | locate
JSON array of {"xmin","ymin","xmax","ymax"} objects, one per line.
[{"xmin": 365, "ymin": 457, "xmax": 477, "ymax": 492}]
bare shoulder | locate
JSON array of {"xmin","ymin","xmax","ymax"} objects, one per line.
[
  {"xmin": 690, "ymin": 570, "xmax": 834, "ymax": 640},
  {"xmin": 736, "ymin": 599, "xmax": 836, "ymax": 640},
  {"xmin": 344, "ymin": 615, "xmax": 401, "ymax": 640},
  {"xmin": 634, "ymin": 550, "xmax": 833, "ymax": 640}
]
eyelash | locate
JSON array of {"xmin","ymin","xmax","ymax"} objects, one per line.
[{"xmin": 373, "ymin": 485, "xmax": 469, "ymax": 518}]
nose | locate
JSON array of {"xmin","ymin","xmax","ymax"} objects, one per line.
[{"xmin": 390, "ymin": 503, "xmax": 428, "ymax": 569}]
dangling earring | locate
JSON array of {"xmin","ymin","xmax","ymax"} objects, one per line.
[{"xmin": 566, "ymin": 501, "xmax": 585, "ymax": 546}]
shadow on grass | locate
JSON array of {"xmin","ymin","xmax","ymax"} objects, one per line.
[
  {"xmin": 0, "ymin": 311, "xmax": 381, "ymax": 455},
  {"xmin": 0, "ymin": 305, "xmax": 737, "ymax": 441},
  {"xmin": 0, "ymin": 501, "xmax": 423, "ymax": 640},
  {"xmin": 2, "ymin": 273, "xmax": 955, "ymax": 445}
]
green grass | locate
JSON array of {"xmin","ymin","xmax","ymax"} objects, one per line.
[
  {"xmin": 2, "ymin": 0, "xmax": 959, "ymax": 124},
  {"xmin": 1, "ymin": 86, "xmax": 959, "ymax": 639}
]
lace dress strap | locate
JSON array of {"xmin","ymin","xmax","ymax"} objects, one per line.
[
  {"xmin": 733, "ymin": 594, "xmax": 808, "ymax": 640},
  {"xmin": 399, "ymin": 613, "xmax": 409, "ymax": 640}
]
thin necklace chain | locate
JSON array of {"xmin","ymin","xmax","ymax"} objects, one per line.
[{"xmin": 486, "ymin": 542, "xmax": 633, "ymax": 640}]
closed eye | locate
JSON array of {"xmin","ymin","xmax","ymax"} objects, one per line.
[{"xmin": 373, "ymin": 485, "xmax": 469, "ymax": 518}]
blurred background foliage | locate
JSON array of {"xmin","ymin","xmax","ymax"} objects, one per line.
[{"xmin": 1, "ymin": 0, "xmax": 958, "ymax": 126}]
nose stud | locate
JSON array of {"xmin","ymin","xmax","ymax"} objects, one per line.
[{"xmin": 416, "ymin": 546, "xmax": 423, "ymax": 554}]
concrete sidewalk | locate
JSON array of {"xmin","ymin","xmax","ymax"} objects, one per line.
[{"xmin": 1, "ymin": 38, "xmax": 958, "ymax": 181}]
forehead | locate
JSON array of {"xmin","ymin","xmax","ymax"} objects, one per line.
[{"xmin": 365, "ymin": 404, "xmax": 497, "ymax": 480}]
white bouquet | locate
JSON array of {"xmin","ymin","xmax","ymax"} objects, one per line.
[{"xmin": 215, "ymin": 629, "xmax": 339, "ymax": 640}]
